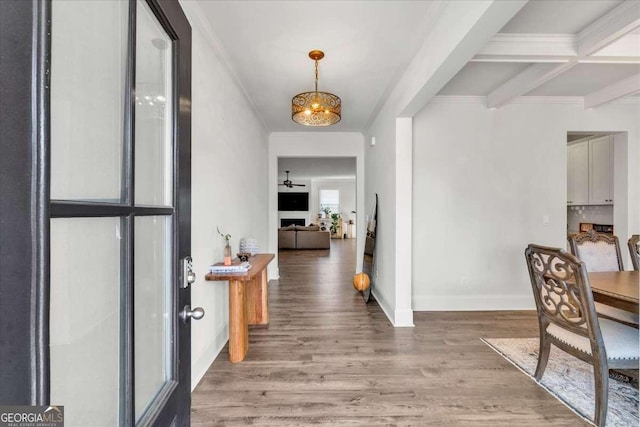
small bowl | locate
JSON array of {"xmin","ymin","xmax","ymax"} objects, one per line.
[{"xmin": 237, "ymin": 252, "xmax": 251, "ymax": 262}]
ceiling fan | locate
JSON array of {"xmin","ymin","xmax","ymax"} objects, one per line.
[{"xmin": 278, "ymin": 171, "xmax": 306, "ymax": 188}]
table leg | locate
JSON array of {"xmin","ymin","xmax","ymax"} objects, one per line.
[
  {"xmin": 246, "ymin": 269, "xmax": 269, "ymax": 325},
  {"xmin": 228, "ymin": 279, "xmax": 248, "ymax": 363}
]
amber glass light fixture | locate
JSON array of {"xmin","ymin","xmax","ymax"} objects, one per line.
[{"xmin": 292, "ymin": 50, "xmax": 341, "ymax": 126}]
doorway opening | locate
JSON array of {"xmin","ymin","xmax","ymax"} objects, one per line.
[
  {"xmin": 566, "ymin": 131, "xmax": 629, "ymax": 263},
  {"xmin": 276, "ymin": 157, "xmax": 358, "ymax": 267}
]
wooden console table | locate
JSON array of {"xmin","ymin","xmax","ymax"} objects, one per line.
[{"xmin": 205, "ymin": 253, "xmax": 274, "ymax": 362}]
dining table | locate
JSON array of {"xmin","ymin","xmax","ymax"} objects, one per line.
[{"xmin": 589, "ymin": 270, "xmax": 639, "ymax": 314}]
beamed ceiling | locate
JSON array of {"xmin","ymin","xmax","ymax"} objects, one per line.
[{"xmin": 193, "ymin": 0, "xmax": 640, "ymax": 132}]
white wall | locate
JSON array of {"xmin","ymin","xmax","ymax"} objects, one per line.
[
  {"xmin": 360, "ymin": 1, "xmax": 525, "ymax": 328},
  {"xmin": 364, "ymin": 96, "xmax": 415, "ymax": 327},
  {"xmin": 181, "ymin": 1, "xmax": 269, "ymax": 390},
  {"xmin": 364, "ymin": 102, "xmax": 398, "ymax": 324},
  {"xmin": 269, "ymin": 133, "xmax": 365, "ymax": 278},
  {"xmin": 412, "ymin": 97, "xmax": 640, "ymax": 311}
]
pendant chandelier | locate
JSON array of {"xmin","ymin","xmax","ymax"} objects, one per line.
[{"xmin": 291, "ymin": 50, "xmax": 341, "ymax": 127}]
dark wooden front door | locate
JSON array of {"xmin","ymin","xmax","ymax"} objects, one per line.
[{"xmin": 0, "ymin": 1, "xmax": 194, "ymax": 425}]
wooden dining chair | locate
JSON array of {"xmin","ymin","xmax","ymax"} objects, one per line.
[
  {"xmin": 567, "ymin": 230, "xmax": 638, "ymax": 327},
  {"xmin": 524, "ymin": 244, "xmax": 639, "ymax": 427},
  {"xmin": 567, "ymin": 230, "xmax": 624, "ymax": 271},
  {"xmin": 629, "ymin": 235, "xmax": 640, "ymax": 271}
]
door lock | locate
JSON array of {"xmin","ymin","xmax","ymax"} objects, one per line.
[
  {"xmin": 181, "ymin": 256, "xmax": 196, "ymax": 289},
  {"xmin": 180, "ymin": 305, "xmax": 205, "ymax": 323}
]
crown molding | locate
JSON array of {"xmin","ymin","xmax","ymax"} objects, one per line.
[
  {"xmin": 585, "ymin": 73, "xmax": 640, "ymax": 109},
  {"xmin": 430, "ymin": 95, "xmax": 586, "ymax": 106},
  {"xmin": 510, "ymin": 96, "xmax": 583, "ymax": 105},
  {"xmin": 431, "ymin": 95, "xmax": 640, "ymax": 108},
  {"xmin": 612, "ymin": 96, "xmax": 640, "ymax": 105},
  {"xmin": 178, "ymin": 0, "xmax": 270, "ymax": 134},
  {"xmin": 430, "ymin": 96, "xmax": 487, "ymax": 104}
]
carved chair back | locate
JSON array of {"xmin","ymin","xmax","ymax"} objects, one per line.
[
  {"xmin": 567, "ymin": 230, "xmax": 624, "ymax": 272},
  {"xmin": 524, "ymin": 244, "xmax": 604, "ymax": 352},
  {"xmin": 629, "ymin": 235, "xmax": 640, "ymax": 271}
]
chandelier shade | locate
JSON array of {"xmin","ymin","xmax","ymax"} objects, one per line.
[{"xmin": 291, "ymin": 50, "xmax": 341, "ymax": 127}]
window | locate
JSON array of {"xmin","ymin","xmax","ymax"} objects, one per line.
[{"xmin": 319, "ymin": 189, "xmax": 340, "ymax": 215}]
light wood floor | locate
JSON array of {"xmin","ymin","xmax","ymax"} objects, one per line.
[{"xmin": 191, "ymin": 239, "xmax": 588, "ymax": 426}]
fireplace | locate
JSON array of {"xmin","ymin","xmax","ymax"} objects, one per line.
[{"xmin": 281, "ymin": 218, "xmax": 305, "ymax": 227}]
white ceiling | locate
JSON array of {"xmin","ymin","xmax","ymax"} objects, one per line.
[
  {"xmin": 438, "ymin": 62, "xmax": 531, "ymax": 96},
  {"xmin": 197, "ymin": 1, "xmax": 436, "ymax": 132},
  {"xmin": 278, "ymin": 157, "xmax": 356, "ymax": 180},
  {"xmin": 195, "ymin": 1, "xmax": 640, "ymax": 132},
  {"xmin": 528, "ymin": 63, "xmax": 640, "ymax": 96},
  {"xmin": 499, "ymin": 0, "xmax": 623, "ymax": 34}
]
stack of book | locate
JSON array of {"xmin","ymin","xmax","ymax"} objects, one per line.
[{"xmin": 208, "ymin": 261, "xmax": 252, "ymax": 274}]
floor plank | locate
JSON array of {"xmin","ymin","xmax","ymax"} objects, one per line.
[{"xmin": 191, "ymin": 239, "xmax": 588, "ymax": 426}]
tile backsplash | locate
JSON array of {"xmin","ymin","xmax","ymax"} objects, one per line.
[{"xmin": 567, "ymin": 205, "xmax": 613, "ymax": 233}]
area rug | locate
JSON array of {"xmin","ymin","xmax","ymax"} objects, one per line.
[{"xmin": 482, "ymin": 338, "xmax": 638, "ymax": 427}]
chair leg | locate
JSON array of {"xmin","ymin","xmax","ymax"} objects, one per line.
[
  {"xmin": 534, "ymin": 333, "xmax": 551, "ymax": 380},
  {"xmin": 593, "ymin": 361, "xmax": 609, "ymax": 427}
]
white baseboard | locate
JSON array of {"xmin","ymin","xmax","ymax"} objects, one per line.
[
  {"xmin": 394, "ymin": 308, "xmax": 415, "ymax": 327},
  {"xmin": 371, "ymin": 288, "xmax": 414, "ymax": 327},
  {"xmin": 371, "ymin": 287, "xmax": 394, "ymax": 326},
  {"xmin": 268, "ymin": 265, "xmax": 279, "ymax": 280},
  {"xmin": 191, "ymin": 325, "xmax": 228, "ymax": 391},
  {"xmin": 413, "ymin": 294, "xmax": 535, "ymax": 311}
]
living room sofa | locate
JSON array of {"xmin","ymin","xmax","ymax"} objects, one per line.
[{"xmin": 278, "ymin": 224, "xmax": 330, "ymax": 249}]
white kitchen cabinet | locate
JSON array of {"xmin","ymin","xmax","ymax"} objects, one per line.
[
  {"xmin": 567, "ymin": 141, "xmax": 589, "ymax": 205},
  {"xmin": 589, "ymin": 135, "xmax": 614, "ymax": 205},
  {"xmin": 567, "ymin": 135, "xmax": 614, "ymax": 206}
]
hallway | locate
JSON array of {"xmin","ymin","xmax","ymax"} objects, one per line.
[{"xmin": 191, "ymin": 240, "xmax": 586, "ymax": 426}]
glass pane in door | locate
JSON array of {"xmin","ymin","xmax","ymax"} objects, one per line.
[
  {"xmin": 134, "ymin": 216, "xmax": 173, "ymax": 421},
  {"xmin": 50, "ymin": 217, "xmax": 122, "ymax": 427},
  {"xmin": 50, "ymin": 1, "xmax": 128, "ymax": 202},
  {"xmin": 135, "ymin": 0, "xmax": 173, "ymax": 207}
]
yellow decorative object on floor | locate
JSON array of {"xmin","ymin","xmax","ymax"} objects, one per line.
[{"xmin": 352, "ymin": 272, "xmax": 370, "ymax": 291}]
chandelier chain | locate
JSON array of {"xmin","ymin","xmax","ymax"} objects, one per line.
[{"xmin": 314, "ymin": 60, "xmax": 319, "ymax": 93}]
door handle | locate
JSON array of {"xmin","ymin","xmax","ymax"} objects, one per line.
[{"xmin": 180, "ymin": 305, "xmax": 205, "ymax": 323}]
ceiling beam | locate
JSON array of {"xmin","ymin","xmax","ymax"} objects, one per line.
[
  {"xmin": 474, "ymin": 34, "xmax": 576, "ymax": 62},
  {"xmin": 487, "ymin": 62, "xmax": 576, "ymax": 108},
  {"xmin": 577, "ymin": 0, "xmax": 640, "ymax": 57},
  {"xmin": 487, "ymin": 0, "xmax": 640, "ymax": 108},
  {"xmin": 393, "ymin": 0, "xmax": 528, "ymax": 118},
  {"xmin": 578, "ymin": 56, "xmax": 640, "ymax": 64},
  {"xmin": 590, "ymin": 34, "xmax": 640, "ymax": 59},
  {"xmin": 472, "ymin": 55, "xmax": 640, "ymax": 64},
  {"xmin": 584, "ymin": 73, "xmax": 640, "ymax": 109},
  {"xmin": 472, "ymin": 33, "xmax": 640, "ymax": 64}
]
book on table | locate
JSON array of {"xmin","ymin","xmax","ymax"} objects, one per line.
[{"xmin": 208, "ymin": 261, "xmax": 252, "ymax": 273}]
